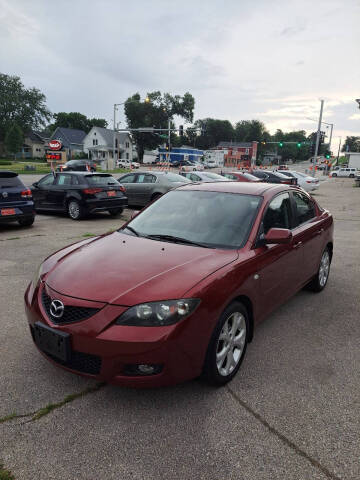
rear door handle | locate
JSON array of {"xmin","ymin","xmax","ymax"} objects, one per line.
[
  {"xmin": 316, "ymin": 228, "xmax": 324, "ymax": 235},
  {"xmin": 293, "ymin": 241, "xmax": 302, "ymax": 249}
]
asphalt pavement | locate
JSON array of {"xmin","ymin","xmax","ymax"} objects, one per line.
[{"xmin": 0, "ymin": 177, "xmax": 359, "ymax": 480}]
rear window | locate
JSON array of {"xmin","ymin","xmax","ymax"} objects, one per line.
[
  {"xmin": 0, "ymin": 173, "xmax": 23, "ymax": 188},
  {"xmin": 85, "ymin": 175, "xmax": 118, "ymax": 186}
]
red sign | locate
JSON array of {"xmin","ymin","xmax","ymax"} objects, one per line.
[
  {"xmin": 46, "ymin": 153, "xmax": 62, "ymax": 160},
  {"xmin": 49, "ymin": 140, "xmax": 62, "ymax": 151}
]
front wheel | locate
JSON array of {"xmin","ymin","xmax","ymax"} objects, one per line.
[
  {"xmin": 306, "ymin": 247, "xmax": 331, "ymax": 292},
  {"xmin": 202, "ymin": 302, "xmax": 248, "ymax": 386},
  {"xmin": 108, "ymin": 207, "xmax": 123, "ymax": 217},
  {"xmin": 350, "ymin": 174, "xmax": 354, "ymax": 178},
  {"xmin": 332, "ymin": 173, "xmax": 337, "ymax": 177},
  {"xmin": 67, "ymin": 199, "xmax": 84, "ymax": 220}
]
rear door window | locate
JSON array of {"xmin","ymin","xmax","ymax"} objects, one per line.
[
  {"xmin": 56, "ymin": 174, "xmax": 72, "ymax": 186},
  {"xmin": 120, "ymin": 174, "xmax": 136, "ymax": 183}
]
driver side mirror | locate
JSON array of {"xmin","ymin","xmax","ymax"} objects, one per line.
[
  {"xmin": 265, "ymin": 228, "xmax": 292, "ymax": 244},
  {"xmin": 130, "ymin": 211, "xmax": 139, "ymax": 220},
  {"xmin": 32, "ymin": 182, "xmax": 39, "ymax": 188}
]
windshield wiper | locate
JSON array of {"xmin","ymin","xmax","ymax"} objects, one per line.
[
  {"xmin": 122, "ymin": 226, "xmax": 140, "ymax": 236},
  {"xmin": 146, "ymin": 234, "xmax": 211, "ymax": 248}
]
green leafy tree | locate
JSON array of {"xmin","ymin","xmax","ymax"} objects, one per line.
[
  {"xmin": 0, "ymin": 73, "xmax": 51, "ymax": 142},
  {"xmin": 124, "ymin": 91, "xmax": 195, "ymax": 161},
  {"xmin": 188, "ymin": 118, "xmax": 234, "ymax": 149},
  {"xmin": 48, "ymin": 112, "xmax": 108, "ymax": 133},
  {"xmin": 5, "ymin": 123, "xmax": 23, "ymax": 159},
  {"xmin": 342, "ymin": 136, "xmax": 360, "ymax": 153},
  {"xmin": 234, "ymin": 120, "xmax": 269, "ymax": 143}
]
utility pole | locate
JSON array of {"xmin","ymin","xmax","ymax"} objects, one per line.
[
  {"xmin": 312, "ymin": 100, "xmax": 324, "ymax": 177},
  {"xmin": 328, "ymin": 123, "xmax": 333, "ymax": 154},
  {"xmin": 113, "ymin": 104, "xmax": 117, "ymax": 170},
  {"xmin": 336, "ymin": 137, "xmax": 342, "ymax": 165}
]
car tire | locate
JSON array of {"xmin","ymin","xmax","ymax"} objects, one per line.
[
  {"xmin": 202, "ymin": 301, "xmax": 249, "ymax": 386},
  {"xmin": 67, "ymin": 199, "xmax": 84, "ymax": 220},
  {"xmin": 18, "ymin": 216, "xmax": 35, "ymax": 227},
  {"xmin": 306, "ymin": 247, "xmax": 331, "ymax": 293},
  {"xmin": 350, "ymin": 174, "xmax": 354, "ymax": 178},
  {"xmin": 332, "ymin": 173, "xmax": 337, "ymax": 177},
  {"xmin": 108, "ymin": 208, "xmax": 124, "ymax": 217}
]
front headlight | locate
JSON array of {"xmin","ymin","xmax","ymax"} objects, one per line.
[{"xmin": 115, "ymin": 299, "xmax": 200, "ymax": 326}]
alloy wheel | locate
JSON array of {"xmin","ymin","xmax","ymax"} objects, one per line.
[
  {"xmin": 68, "ymin": 201, "xmax": 80, "ymax": 219},
  {"xmin": 216, "ymin": 312, "xmax": 247, "ymax": 377},
  {"xmin": 319, "ymin": 250, "xmax": 330, "ymax": 287}
]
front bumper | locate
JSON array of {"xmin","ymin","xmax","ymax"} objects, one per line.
[{"xmin": 24, "ymin": 282, "xmax": 202, "ymax": 388}]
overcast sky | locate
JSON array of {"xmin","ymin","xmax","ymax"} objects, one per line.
[{"xmin": 1, "ymin": 0, "xmax": 359, "ymax": 151}]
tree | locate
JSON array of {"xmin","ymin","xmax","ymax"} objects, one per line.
[
  {"xmin": 187, "ymin": 118, "xmax": 234, "ymax": 149},
  {"xmin": 0, "ymin": 73, "xmax": 51, "ymax": 142},
  {"xmin": 48, "ymin": 112, "xmax": 108, "ymax": 133},
  {"xmin": 5, "ymin": 124, "xmax": 23, "ymax": 159},
  {"xmin": 234, "ymin": 120, "xmax": 269, "ymax": 143},
  {"xmin": 124, "ymin": 91, "xmax": 195, "ymax": 161},
  {"xmin": 342, "ymin": 136, "xmax": 360, "ymax": 153}
]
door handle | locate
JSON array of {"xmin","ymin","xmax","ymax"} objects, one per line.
[
  {"xmin": 316, "ymin": 228, "xmax": 324, "ymax": 235},
  {"xmin": 293, "ymin": 241, "xmax": 302, "ymax": 249}
]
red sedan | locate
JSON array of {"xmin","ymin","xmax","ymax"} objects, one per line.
[
  {"xmin": 25, "ymin": 182, "xmax": 333, "ymax": 388},
  {"xmin": 223, "ymin": 171, "xmax": 261, "ymax": 182}
]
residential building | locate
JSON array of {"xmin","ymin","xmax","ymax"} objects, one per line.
[
  {"xmin": 14, "ymin": 130, "xmax": 50, "ymax": 159},
  {"xmin": 83, "ymin": 127, "xmax": 133, "ymax": 163},
  {"xmin": 49, "ymin": 127, "xmax": 87, "ymax": 159}
]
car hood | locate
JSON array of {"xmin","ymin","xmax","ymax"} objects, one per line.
[{"xmin": 45, "ymin": 232, "xmax": 238, "ymax": 305}]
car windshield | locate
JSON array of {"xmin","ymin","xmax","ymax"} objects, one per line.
[
  {"xmin": 123, "ymin": 190, "xmax": 262, "ymax": 249},
  {"xmin": 162, "ymin": 173, "xmax": 192, "ymax": 183},
  {"xmin": 86, "ymin": 175, "xmax": 118, "ymax": 185}
]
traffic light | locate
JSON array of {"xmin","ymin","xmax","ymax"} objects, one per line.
[
  {"xmin": 310, "ymin": 143, "xmax": 316, "ymax": 155},
  {"xmin": 320, "ymin": 131, "xmax": 325, "ymax": 144},
  {"xmin": 324, "ymin": 150, "xmax": 331, "ymax": 159},
  {"xmin": 279, "ymin": 141, "xmax": 283, "ymax": 147},
  {"xmin": 297, "ymin": 142, "xmax": 301, "ymax": 148},
  {"xmin": 179, "ymin": 125, "xmax": 184, "ymax": 137}
]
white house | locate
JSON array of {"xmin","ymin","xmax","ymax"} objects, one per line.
[{"xmin": 83, "ymin": 127, "xmax": 133, "ymax": 166}]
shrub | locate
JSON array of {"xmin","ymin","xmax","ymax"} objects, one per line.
[{"xmin": 0, "ymin": 160, "xmax": 12, "ymax": 165}]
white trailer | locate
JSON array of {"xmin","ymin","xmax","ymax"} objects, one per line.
[
  {"xmin": 345, "ymin": 152, "xmax": 360, "ymax": 169},
  {"xmin": 204, "ymin": 150, "xmax": 225, "ymax": 167}
]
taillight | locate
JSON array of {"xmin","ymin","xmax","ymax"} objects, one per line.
[
  {"xmin": 21, "ymin": 189, "xmax": 32, "ymax": 199},
  {"xmin": 83, "ymin": 187, "xmax": 103, "ymax": 194},
  {"xmin": 281, "ymin": 180, "xmax": 291, "ymax": 184},
  {"xmin": 119, "ymin": 185, "xmax": 126, "ymax": 193},
  {"xmin": 306, "ymin": 180, "xmax": 312, "ymax": 183}
]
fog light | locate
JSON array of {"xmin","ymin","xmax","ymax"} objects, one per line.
[{"xmin": 124, "ymin": 363, "xmax": 163, "ymax": 376}]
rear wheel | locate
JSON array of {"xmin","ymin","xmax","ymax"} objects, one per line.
[
  {"xmin": 306, "ymin": 247, "xmax": 331, "ymax": 292},
  {"xmin": 67, "ymin": 199, "xmax": 84, "ymax": 220},
  {"xmin": 108, "ymin": 207, "xmax": 123, "ymax": 217},
  {"xmin": 18, "ymin": 216, "xmax": 35, "ymax": 227},
  {"xmin": 203, "ymin": 302, "xmax": 248, "ymax": 386},
  {"xmin": 332, "ymin": 173, "xmax": 337, "ymax": 177},
  {"xmin": 350, "ymin": 174, "xmax": 355, "ymax": 178}
]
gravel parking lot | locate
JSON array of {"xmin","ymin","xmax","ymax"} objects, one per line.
[{"xmin": 0, "ymin": 177, "xmax": 359, "ymax": 480}]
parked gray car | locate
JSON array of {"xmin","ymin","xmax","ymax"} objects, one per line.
[{"xmin": 118, "ymin": 171, "xmax": 191, "ymax": 207}]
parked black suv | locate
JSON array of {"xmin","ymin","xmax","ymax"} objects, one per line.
[
  {"xmin": 56, "ymin": 159, "xmax": 97, "ymax": 172},
  {"xmin": 31, "ymin": 172, "xmax": 127, "ymax": 220},
  {"xmin": 0, "ymin": 171, "xmax": 35, "ymax": 227}
]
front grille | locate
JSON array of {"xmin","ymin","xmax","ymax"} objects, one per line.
[
  {"xmin": 42, "ymin": 289, "xmax": 100, "ymax": 325},
  {"xmin": 30, "ymin": 326, "xmax": 102, "ymax": 375},
  {"xmin": 45, "ymin": 350, "xmax": 102, "ymax": 375}
]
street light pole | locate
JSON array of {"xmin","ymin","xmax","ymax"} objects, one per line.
[
  {"xmin": 113, "ymin": 104, "xmax": 118, "ymax": 170},
  {"xmin": 312, "ymin": 100, "xmax": 324, "ymax": 177},
  {"xmin": 328, "ymin": 123, "xmax": 333, "ymax": 154},
  {"xmin": 336, "ymin": 137, "xmax": 342, "ymax": 165}
]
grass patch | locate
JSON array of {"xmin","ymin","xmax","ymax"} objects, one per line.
[
  {"xmin": 5, "ymin": 237, "xmax": 20, "ymax": 241},
  {"xmin": 31, "ymin": 382, "xmax": 105, "ymax": 421},
  {"xmin": 0, "ymin": 162, "xmax": 51, "ymax": 175},
  {"xmin": 82, "ymin": 232, "xmax": 96, "ymax": 237},
  {"xmin": 0, "ymin": 463, "xmax": 15, "ymax": 480},
  {"xmin": 0, "ymin": 413, "xmax": 17, "ymax": 424}
]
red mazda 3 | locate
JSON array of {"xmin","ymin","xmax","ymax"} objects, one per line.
[{"xmin": 25, "ymin": 182, "xmax": 333, "ymax": 387}]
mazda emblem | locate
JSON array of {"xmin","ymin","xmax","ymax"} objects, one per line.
[
  {"xmin": 2, "ymin": 192, "xmax": 8, "ymax": 198},
  {"xmin": 50, "ymin": 299, "xmax": 65, "ymax": 318}
]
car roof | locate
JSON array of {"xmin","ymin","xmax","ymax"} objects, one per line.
[
  {"xmin": 54, "ymin": 171, "xmax": 112, "ymax": 176},
  {"xmin": 0, "ymin": 170, "xmax": 18, "ymax": 177},
  {"xmin": 177, "ymin": 181, "xmax": 295, "ymax": 196}
]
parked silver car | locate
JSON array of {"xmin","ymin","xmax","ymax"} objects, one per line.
[
  {"xmin": 118, "ymin": 171, "xmax": 191, "ymax": 207},
  {"xmin": 180, "ymin": 171, "xmax": 230, "ymax": 182}
]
